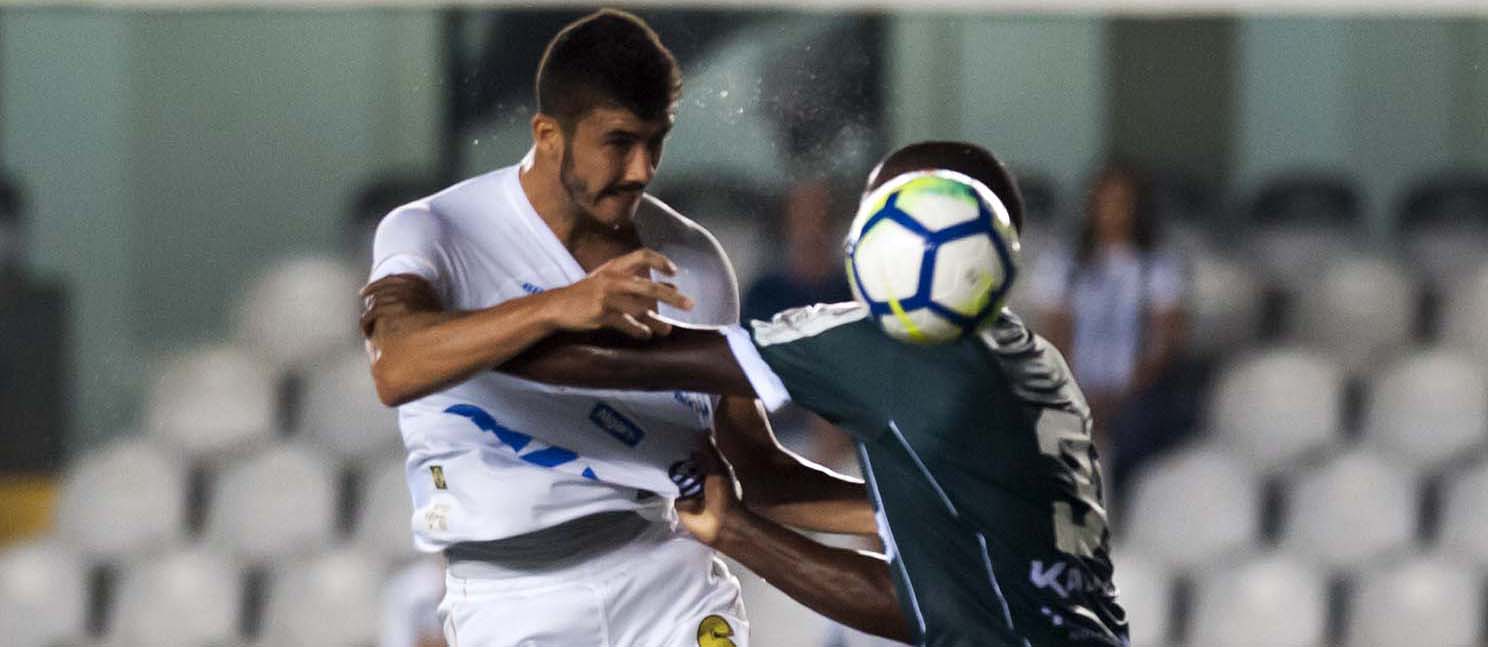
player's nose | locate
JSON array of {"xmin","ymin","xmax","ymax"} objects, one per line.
[{"xmin": 622, "ymin": 147, "xmax": 656, "ymax": 187}]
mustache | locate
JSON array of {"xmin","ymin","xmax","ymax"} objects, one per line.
[{"xmin": 600, "ymin": 183, "xmax": 646, "ymax": 197}]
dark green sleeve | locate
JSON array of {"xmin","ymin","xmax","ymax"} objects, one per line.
[{"xmin": 728, "ymin": 303, "xmax": 892, "ymax": 435}]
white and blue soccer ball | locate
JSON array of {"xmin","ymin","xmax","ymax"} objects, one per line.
[{"xmin": 845, "ymin": 169, "xmax": 1021, "ymax": 344}]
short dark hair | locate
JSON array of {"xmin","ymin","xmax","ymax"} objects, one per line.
[
  {"xmin": 867, "ymin": 141, "xmax": 1025, "ymax": 233},
  {"xmin": 535, "ymin": 9, "xmax": 681, "ymax": 130}
]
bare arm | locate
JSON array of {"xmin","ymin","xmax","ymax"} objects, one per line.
[
  {"xmin": 713, "ymin": 397, "xmax": 876, "ymax": 536},
  {"xmin": 680, "ymin": 451, "xmax": 912, "ymax": 643},
  {"xmin": 361, "ymin": 249, "xmax": 690, "ymax": 406},
  {"xmin": 502, "ymin": 326, "xmax": 758, "ymax": 397}
]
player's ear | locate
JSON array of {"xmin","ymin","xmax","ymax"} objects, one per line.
[{"xmin": 532, "ymin": 113, "xmax": 563, "ymax": 157}]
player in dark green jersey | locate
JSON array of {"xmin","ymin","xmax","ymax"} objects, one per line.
[{"xmin": 500, "ymin": 142, "xmax": 1126, "ymax": 647}]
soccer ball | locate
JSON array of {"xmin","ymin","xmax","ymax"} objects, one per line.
[{"xmin": 845, "ymin": 169, "xmax": 1020, "ymax": 344}]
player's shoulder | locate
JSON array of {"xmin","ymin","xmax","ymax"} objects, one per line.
[
  {"xmin": 374, "ymin": 166, "xmax": 516, "ymax": 243},
  {"xmin": 749, "ymin": 301, "xmax": 871, "ymax": 348}
]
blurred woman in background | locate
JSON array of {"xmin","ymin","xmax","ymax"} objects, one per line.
[{"xmin": 1029, "ymin": 162, "xmax": 1187, "ymax": 476}]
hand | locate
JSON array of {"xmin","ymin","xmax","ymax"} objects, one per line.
[
  {"xmin": 674, "ymin": 440, "xmax": 742, "ymax": 546},
  {"xmin": 546, "ymin": 249, "xmax": 693, "ymax": 339}
]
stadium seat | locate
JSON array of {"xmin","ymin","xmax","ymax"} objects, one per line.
[
  {"xmin": 355, "ymin": 457, "xmax": 417, "ymax": 566},
  {"xmin": 1187, "ymin": 553, "xmax": 1327, "ymax": 647},
  {"xmin": 205, "ymin": 443, "xmax": 338, "ymax": 563},
  {"xmin": 1363, "ymin": 349, "xmax": 1487, "ymax": 469},
  {"xmin": 1289, "ymin": 256, "xmax": 1419, "ymax": 375},
  {"xmin": 1206, "ymin": 348, "xmax": 1344, "ymax": 473},
  {"xmin": 1244, "ymin": 172, "xmax": 1363, "ymax": 289},
  {"xmin": 1398, "ymin": 172, "xmax": 1488, "ymax": 287},
  {"xmin": 1110, "ymin": 551, "xmax": 1171, "ymax": 647},
  {"xmin": 1439, "ymin": 462, "xmax": 1488, "ymax": 563},
  {"xmin": 232, "ymin": 254, "xmax": 363, "ymax": 372},
  {"xmin": 1281, "ymin": 449, "xmax": 1416, "ymax": 570},
  {"xmin": 261, "ymin": 549, "xmax": 383, "ymax": 647},
  {"xmin": 143, "ymin": 344, "xmax": 276, "ymax": 460},
  {"xmin": 1441, "ymin": 261, "xmax": 1488, "ymax": 364},
  {"xmin": 1122, "ymin": 445, "xmax": 1262, "ymax": 569},
  {"xmin": 1346, "ymin": 555, "xmax": 1479, "ymax": 647},
  {"xmin": 300, "ymin": 348, "xmax": 400, "ymax": 462},
  {"xmin": 108, "ymin": 548, "xmax": 242, "ymax": 647},
  {"xmin": 1184, "ymin": 252, "xmax": 1264, "ymax": 357},
  {"xmin": 0, "ymin": 540, "xmax": 89, "ymax": 647},
  {"xmin": 54, "ymin": 437, "xmax": 187, "ymax": 561}
]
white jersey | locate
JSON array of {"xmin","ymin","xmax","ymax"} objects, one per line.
[{"xmin": 369, "ymin": 163, "xmax": 739, "ymax": 552}]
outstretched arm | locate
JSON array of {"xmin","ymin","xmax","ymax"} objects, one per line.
[
  {"xmin": 361, "ymin": 249, "xmax": 689, "ymax": 406},
  {"xmin": 501, "ymin": 325, "xmax": 757, "ymax": 396},
  {"xmin": 713, "ymin": 397, "xmax": 876, "ymax": 536},
  {"xmin": 679, "ymin": 448, "xmax": 912, "ymax": 644}
]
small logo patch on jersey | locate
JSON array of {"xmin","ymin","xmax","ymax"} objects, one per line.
[
  {"xmin": 430, "ymin": 465, "xmax": 447, "ymax": 490},
  {"xmin": 670, "ymin": 459, "xmax": 703, "ymax": 499},
  {"xmin": 589, "ymin": 402, "xmax": 646, "ymax": 447},
  {"xmin": 520, "ymin": 281, "xmax": 544, "ymax": 294},
  {"xmin": 696, "ymin": 614, "xmax": 737, "ymax": 647}
]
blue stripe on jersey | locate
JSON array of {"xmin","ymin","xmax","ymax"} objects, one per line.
[{"xmin": 445, "ymin": 404, "xmax": 598, "ymax": 480}]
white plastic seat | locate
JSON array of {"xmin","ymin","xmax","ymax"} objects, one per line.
[
  {"xmin": 1111, "ymin": 552, "xmax": 1170, "ymax": 647},
  {"xmin": 54, "ymin": 438, "xmax": 187, "ymax": 560},
  {"xmin": 144, "ymin": 344, "xmax": 276, "ymax": 459},
  {"xmin": 1439, "ymin": 462, "xmax": 1488, "ymax": 563},
  {"xmin": 380, "ymin": 556, "xmax": 446, "ymax": 647},
  {"xmin": 205, "ymin": 444, "xmax": 338, "ymax": 563},
  {"xmin": 108, "ymin": 548, "xmax": 241, "ymax": 647},
  {"xmin": 1246, "ymin": 224, "xmax": 1357, "ymax": 291},
  {"xmin": 1185, "ymin": 253, "xmax": 1264, "ymax": 357},
  {"xmin": 1281, "ymin": 449, "xmax": 1416, "ymax": 569},
  {"xmin": 1441, "ymin": 261, "xmax": 1488, "ymax": 365},
  {"xmin": 0, "ymin": 541, "xmax": 89, "ymax": 647},
  {"xmin": 1188, "ymin": 553, "xmax": 1326, "ymax": 647},
  {"xmin": 301, "ymin": 348, "xmax": 400, "ymax": 462},
  {"xmin": 1123, "ymin": 445, "xmax": 1261, "ymax": 569},
  {"xmin": 1405, "ymin": 226, "xmax": 1488, "ymax": 290},
  {"xmin": 233, "ymin": 255, "xmax": 363, "ymax": 372},
  {"xmin": 1207, "ymin": 349, "xmax": 1344, "ymax": 473},
  {"xmin": 1347, "ymin": 556, "xmax": 1479, "ymax": 647},
  {"xmin": 1289, "ymin": 256, "xmax": 1418, "ymax": 375},
  {"xmin": 355, "ymin": 457, "xmax": 417, "ymax": 566},
  {"xmin": 262, "ymin": 550, "xmax": 382, "ymax": 647},
  {"xmin": 1363, "ymin": 350, "xmax": 1487, "ymax": 469}
]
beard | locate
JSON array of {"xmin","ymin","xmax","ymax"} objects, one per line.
[{"xmin": 559, "ymin": 140, "xmax": 605, "ymax": 223}]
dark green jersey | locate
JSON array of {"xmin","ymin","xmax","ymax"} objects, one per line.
[{"xmin": 736, "ymin": 302, "xmax": 1127, "ymax": 647}]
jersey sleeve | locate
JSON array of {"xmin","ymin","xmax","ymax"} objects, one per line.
[
  {"xmin": 722, "ymin": 303, "xmax": 890, "ymax": 430},
  {"xmin": 368, "ymin": 204, "xmax": 449, "ymax": 290}
]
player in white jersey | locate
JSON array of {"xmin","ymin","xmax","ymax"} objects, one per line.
[{"xmin": 360, "ymin": 10, "xmax": 876, "ymax": 647}]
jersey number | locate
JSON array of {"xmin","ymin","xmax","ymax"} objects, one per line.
[{"xmin": 1035, "ymin": 411, "xmax": 1107, "ymax": 559}]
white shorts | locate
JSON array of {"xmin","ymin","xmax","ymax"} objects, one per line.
[{"xmin": 439, "ymin": 521, "xmax": 749, "ymax": 647}]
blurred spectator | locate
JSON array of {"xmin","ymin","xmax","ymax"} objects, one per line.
[
  {"xmin": 1027, "ymin": 162, "xmax": 1188, "ymax": 480},
  {"xmin": 742, "ymin": 179, "xmax": 853, "ymax": 455},
  {"xmin": 0, "ymin": 175, "xmax": 69, "ymax": 473},
  {"xmin": 742, "ymin": 178, "xmax": 853, "ymax": 323}
]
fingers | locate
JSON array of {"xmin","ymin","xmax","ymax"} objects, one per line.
[
  {"xmin": 641, "ymin": 312, "xmax": 673, "ymax": 337},
  {"xmin": 613, "ymin": 248, "xmax": 679, "ymax": 277},
  {"xmin": 603, "ymin": 312, "xmax": 656, "ymax": 340},
  {"xmin": 614, "ymin": 275, "xmax": 693, "ymax": 311}
]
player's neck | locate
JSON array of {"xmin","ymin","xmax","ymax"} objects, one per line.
[{"xmin": 518, "ymin": 155, "xmax": 584, "ymax": 246}]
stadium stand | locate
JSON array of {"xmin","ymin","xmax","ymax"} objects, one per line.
[
  {"xmin": 232, "ymin": 255, "xmax": 363, "ymax": 373},
  {"xmin": 1183, "ymin": 252, "xmax": 1264, "ymax": 357},
  {"xmin": 300, "ymin": 347, "xmax": 402, "ymax": 463},
  {"xmin": 261, "ymin": 549, "xmax": 384, "ymax": 646},
  {"xmin": 1109, "ymin": 551, "xmax": 1171, "ymax": 647},
  {"xmin": 355, "ymin": 456, "xmax": 419, "ymax": 567},
  {"xmin": 1243, "ymin": 172, "xmax": 1364, "ymax": 288},
  {"xmin": 1397, "ymin": 171, "xmax": 1488, "ymax": 289},
  {"xmin": 1437, "ymin": 461, "xmax": 1488, "ymax": 565},
  {"xmin": 1440, "ymin": 260, "xmax": 1488, "ymax": 365}
]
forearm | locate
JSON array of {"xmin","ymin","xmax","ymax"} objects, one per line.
[
  {"xmin": 503, "ymin": 327, "xmax": 757, "ymax": 397},
  {"xmin": 714, "ymin": 507, "xmax": 912, "ymax": 643},
  {"xmin": 371, "ymin": 293, "xmax": 562, "ymax": 406}
]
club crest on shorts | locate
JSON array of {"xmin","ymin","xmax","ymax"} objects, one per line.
[
  {"xmin": 430, "ymin": 465, "xmax": 447, "ymax": 490},
  {"xmin": 696, "ymin": 614, "xmax": 736, "ymax": 647}
]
